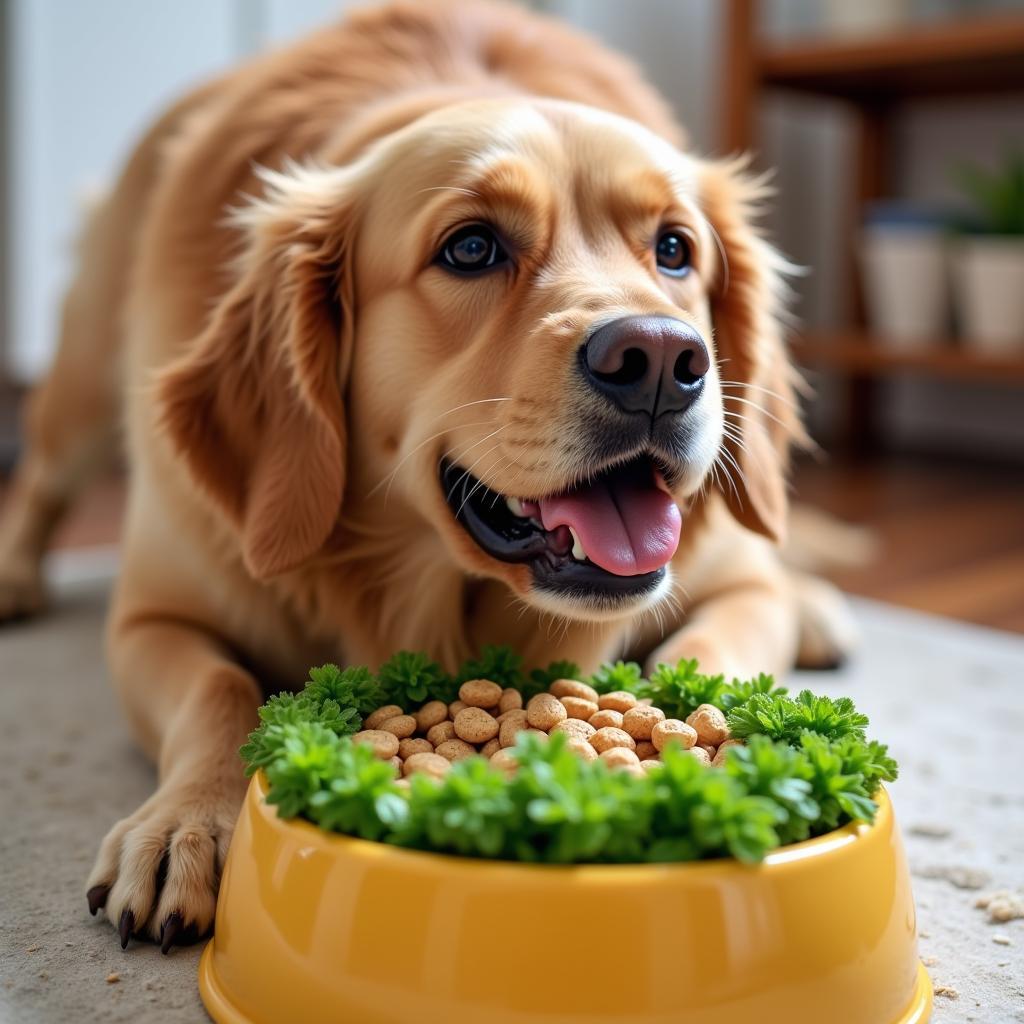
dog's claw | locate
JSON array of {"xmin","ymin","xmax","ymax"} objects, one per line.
[
  {"xmin": 160, "ymin": 912, "xmax": 203, "ymax": 954},
  {"xmin": 160, "ymin": 912, "xmax": 183, "ymax": 954},
  {"xmin": 118, "ymin": 909, "xmax": 134, "ymax": 949},
  {"xmin": 86, "ymin": 885, "xmax": 110, "ymax": 917}
]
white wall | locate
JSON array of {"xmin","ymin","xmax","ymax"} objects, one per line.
[
  {"xmin": 3, "ymin": 0, "xmax": 363, "ymax": 383},
  {"xmin": 6, "ymin": 0, "xmax": 239, "ymax": 381}
]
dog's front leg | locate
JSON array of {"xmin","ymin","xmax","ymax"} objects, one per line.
[
  {"xmin": 646, "ymin": 577, "xmax": 799, "ymax": 682},
  {"xmin": 85, "ymin": 613, "xmax": 262, "ymax": 951}
]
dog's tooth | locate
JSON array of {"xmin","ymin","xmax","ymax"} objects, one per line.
[
  {"xmin": 506, "ymin": 496, "xmax": 525, "ymax": 518},
  {"xmin": 569, "ymin": 527, "xmax": 586, "ymax": 561}
]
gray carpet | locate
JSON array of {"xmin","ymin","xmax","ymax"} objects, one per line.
[{"xmin": 1, "ymin": 558, "xmax": 1022, "ymax": 1024}]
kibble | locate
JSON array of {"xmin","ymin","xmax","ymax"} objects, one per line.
[
  {"xmin": 621, "ymin": 705, "xmax": 665, "ymax": 741},
  {"xmin": 454, "ymin": 706, "xmax": 500, "ymax": 744},
  {"xmin": 549, "ymin": 678, "xmax": 599, "ymax": 703},
  {"xmin": 527, "ymin": 693, "xmax": 567, "ymax": 731},
  {"xmin": 686, "ymin": 704, "xmax": 730, "ymax": 746},
  {"xmin": 404, "ymin": 752, "xmax": 451, "ymax": 779},
  {"xmin": 380, "ymin": 714, "xmax": 417, "ymax": 739},
  {"xmin": 499, "ymin": 709, "xmax": 530, "ymax": 748},
  {"xmin": 711, "ymin": 743, "xmax": 735, "ymax": 767},
  {"xmin": 459, "ymin": 679, "xmax": 503, "ymax": 709},
  {"xmin": 590, "ymin": 726, "xmax": 636, "ymax": 754},
  {"xmin": 588, "ymin": 708, "xmax": 624, "ymax": 730},
  {"xmin": 560, "ymin": 696, "xmax": 599, "ymax": 720},
  {"xmin": 498, "ymin": 688, "xmax": 523, "ymax": 714},
  {"xmin": 353, "ymin": 729, "xmax": 400, "ymax": 759},
  {"xmin": 600, "ymin": 746, "xmax": 640, "ymax": 768},
  {"xmin": 490, "ymin": 748, "xmax": 520, "ymax": 775},
  {"xmin": 427, "ymin": 721, "xmax": 456, "ymax": 746},
  {"xmin": 414, "ymin": 700, "xmax": 448, "ymax": 731},
  {"xmin": 398, "ymin": 737, "xmax": 433, "ymax": 759},
  {"xmin": 652, "ymin": 719, "xmax": 698, "ymax": 752},
  {"xmin": 359, "ymin": 674, "xmax": 730, "ymax": 780},
  {"xmin": 598, "ymin": 690, "xmax": 637, "ymax": 713},
  {"xmin": 364, "ymin": 704, "xmax": 404, "ymax": 730},
  {"xmin": 435, "ymin": 738, "xmax": 477, "ymax": 762},
  {"xmin": 551, "ymin": 718, "xmax": 596, "ymax": 741},
  {"xmin": 565, "ymin": 737, "xmax": 598, "ymax": 761}
]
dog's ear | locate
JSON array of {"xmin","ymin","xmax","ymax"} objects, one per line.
[
  {"xmin": 158, "ymin": 164, "xmax": 358, "ymax": 579},
  {"xmin": 702, "ymin": 160, "xmax": 807, "ymax": 545}
]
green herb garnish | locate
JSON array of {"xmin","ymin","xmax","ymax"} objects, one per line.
[{"xmin": 241, "ymin": 653, "xmax": 898, "ymax": 864}]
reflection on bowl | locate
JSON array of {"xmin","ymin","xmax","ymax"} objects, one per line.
[{"xmin": 199, "ymin": 772, "xmax": 932, "ymax": 1024}]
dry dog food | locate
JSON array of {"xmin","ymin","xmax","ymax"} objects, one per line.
[{"xmin": 358, "ymin": 678, "xmax": 739, "ymax": 779}]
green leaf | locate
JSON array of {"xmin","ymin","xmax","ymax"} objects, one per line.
[
  {"xmin": 377, "ymin": 651, "xmax": 454, "ymax": 708},
  {"xmin": 590, "ymin": 660, "xmax": 644, "ymax": 695},
  {"xmin": 455, "ymin": 645, "xmax": 524, "ymax": 690},
  {"xmin": 634, "ymin": 658, "xmax": 725, "ymax": 719},
  {"xmin": 955, "ymin": 151, "xmax": 1024, "ymax": 235},
  {"xmin": 717, "ymin": 673, "xmax": 785, "ymax": 712}
]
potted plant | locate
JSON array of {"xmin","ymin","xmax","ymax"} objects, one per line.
[
  {"xmin": 951, "ymin": 152, "xmax": 1024, "ymax": 351},
  {"xmin": 859, "ymin": 202, "xmax": 951, "ymax": 345}
]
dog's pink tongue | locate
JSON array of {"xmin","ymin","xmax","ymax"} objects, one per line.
[{"xmin": 538, "ymin": 474, "xmax": 681, "ymax": 576}]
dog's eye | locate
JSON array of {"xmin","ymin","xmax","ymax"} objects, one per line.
[
  {"xmin": 655, "ymin": 230, "xmax": 692, "ymax": 277},
  {"xmin": 439, "ymin": 224, "xmax": 509, "ymax": 274}
]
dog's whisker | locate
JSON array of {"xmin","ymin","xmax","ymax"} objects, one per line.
[
  {"xmin": 446, "ymin": 436, "xmax": 509, "ymax": 506},
  {"xmin": 719, "ymin": 379, "xmax": 797, "ymax": 409},
  {"xmin": 706, "ymin": 218, "xmax": 730, "ymax": 297},
  {"xmin": 711, "ymin": 445, "xmax": 742, "ymax": 507},
  {"xmin": 720, "ymin": 423, "xmax": 753, "ymax": 456},
  {"xmin": 717, "ymin": 444, "xmax": 750, "ymax": 501},
  {"xmin": 720, "ymin": 393, "xmax": 790, "ymax": 430},
  {"xmin": 442, "ymin": 424, "xmax": 508, "ymax": 472},
  {"xmin": 428, "ymin": 396, "xmax": 511, "ymax": 423},
  {"xmin": 414, "ymin": 185, "xmax": 482, "ymax": 199},
  {"xmin": 369, "ymin": 418, "xmax": 498, "ymax": 501}
]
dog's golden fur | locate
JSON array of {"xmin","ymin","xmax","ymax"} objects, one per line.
[{"xmin": 0, "ymin": 0, "xmax": 850, "ymax": 946}]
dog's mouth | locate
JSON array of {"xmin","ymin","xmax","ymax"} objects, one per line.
[{"xmin": 440, "ymin": 453, "xmax": 682, "ymax": 602}]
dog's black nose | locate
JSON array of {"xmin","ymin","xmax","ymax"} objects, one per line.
[{"xmin": 582, "ymin": 315, "xmax": 710, "ymax": 417}]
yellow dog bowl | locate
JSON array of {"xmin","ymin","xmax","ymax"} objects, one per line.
[{"xmin": 199, "ymin": 772, "xmax": 932, "ymax": 1024}]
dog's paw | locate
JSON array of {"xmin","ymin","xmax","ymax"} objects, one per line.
[
  {"xmin": 0, "ymin": 553, "xmax": 47, "ymax": 624},
  {"xmin": 792, "ymin": 572, "xmax": 859, "ymax": 671},
  {"xmin": 85, "ymin": 778, "xmax": 245, "ymax": 952}
]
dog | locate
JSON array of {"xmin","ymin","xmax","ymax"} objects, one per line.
[{"xmin": 0, "ymin": 0, "xmax": 852, "ymax": 950}]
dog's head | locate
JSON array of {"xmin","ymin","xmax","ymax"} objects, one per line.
[{"xmin": 160, "ymin": 98, "xmax": 801, "ymax": 622}]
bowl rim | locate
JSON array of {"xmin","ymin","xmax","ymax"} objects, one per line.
[{"xmin": 248, "ymin": 770, "xmax": 885, "ymax": 877}]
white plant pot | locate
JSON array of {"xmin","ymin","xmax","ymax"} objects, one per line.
[
  {"xmin": 951, "ymin": 236, "xmax": 1024, "ymax": 352},
  {"xmin": 823, "ymin": 0, "xmax": 909, "ymax": 37},
  {"xmin": 860, "ymin": 226, "xmax": 949, "ymax": 346}
]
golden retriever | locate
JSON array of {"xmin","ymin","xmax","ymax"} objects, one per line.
[{"xmin": 0, "ymin": 0, "xmax": 849, "ymax": 950}]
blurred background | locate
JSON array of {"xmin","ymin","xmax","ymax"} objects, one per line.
[{"xmin": 1, "ymin": 0, "xmax": 1022, "ymax": 631}]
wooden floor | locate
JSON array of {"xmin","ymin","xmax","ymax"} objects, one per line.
[
  {"xmin": 793, "ymin": 455, "xmax": 1024, "ymax": 634},
  {"xmin": 2, "ymin": 456, "xmax": 1022, "ymax": 633}
]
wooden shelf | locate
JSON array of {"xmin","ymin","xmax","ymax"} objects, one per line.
[
  {"xmin": 790, "ymin": 332, "xmax": 1024, "ymax": 385},
  {"xmin": 758, "ymin": 14, "xmax": 1024, "ymax": 100}
]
